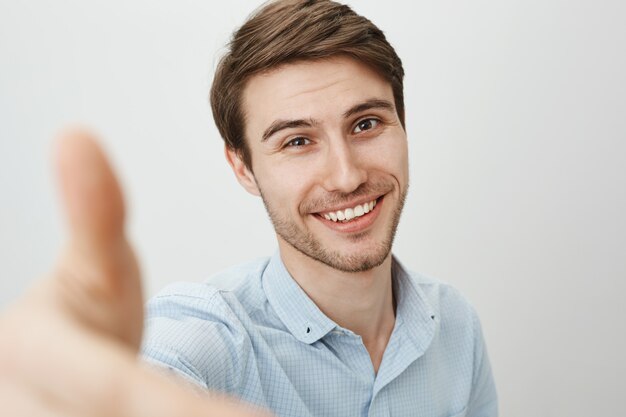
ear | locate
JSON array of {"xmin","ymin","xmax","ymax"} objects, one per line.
[{"xmin": 224, "ymin": 146, "xmax": 261, "ymax": 196}]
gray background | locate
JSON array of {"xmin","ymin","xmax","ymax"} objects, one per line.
[{"xmin": 1, "ymin": 0, "xmax": 624, "ymax": 415}]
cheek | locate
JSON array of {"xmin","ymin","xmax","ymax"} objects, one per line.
[
  {"xmin": 360, "ymin": 136, "xmax": 409, "ymax": 178},
  {"xmin": 254, "ymin": 163, "xmax": 315, "ymax": 211}
]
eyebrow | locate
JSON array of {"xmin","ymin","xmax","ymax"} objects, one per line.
[
  {"xmin": 260, "ymin": 98, "xmax": 396, "ymax": 142},
  {"xmin": 342, "ymin": 98, "xmax": 395, "ymax": 119},
  {"xmin": 262, "ymin": 118, "xmax": 318, "ymax": 142}
]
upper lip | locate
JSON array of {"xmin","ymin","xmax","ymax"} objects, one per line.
[{"xmin": 314, "ymin": 194, "xmax": 384, "ymax": 215}]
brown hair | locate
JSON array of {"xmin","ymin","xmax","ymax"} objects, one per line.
[{"xmin": 210, "ymin": 0, "xmax": 405, "ymax": 169}]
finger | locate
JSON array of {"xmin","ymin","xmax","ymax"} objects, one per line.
[
  {"xmin": 54, "ymin": 127, "xmax": 126, "ymax": 257},
  {"xmin": 124, "ymin": 361, "xmax": 273, "ymax": 417},
  {"xmin": 0, "ymin": 380, "xmax": 82, "ymax": 417},
  {"xmin": 51, "ymin": 129, "xmax": 143, "ymax": 348},
  {"xmin": 12, "ymin": 315, "xmax": 271, "ymax": 417}
]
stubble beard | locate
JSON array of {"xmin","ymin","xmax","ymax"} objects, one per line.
[{"xmin": 259, "ymin": 182, "xmax": 408, "ymax": 273}]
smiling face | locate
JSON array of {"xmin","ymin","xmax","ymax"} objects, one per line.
[{"xmin": 228, "ymin": 56, "xmax": 409, "ymax": 273}]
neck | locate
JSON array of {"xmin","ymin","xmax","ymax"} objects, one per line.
[{"xmin": 278, "ymin": 238, "xmax": 396, "ymax": 372}]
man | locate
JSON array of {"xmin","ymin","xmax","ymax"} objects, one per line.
[{"xmin": 0, "ymin": 1, "xmax": 496, "ymax": 416}]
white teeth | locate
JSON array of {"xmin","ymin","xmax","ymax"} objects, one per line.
[{"xmin": 321, "ymin": 199, "xmax": 378, "ymax": 223}]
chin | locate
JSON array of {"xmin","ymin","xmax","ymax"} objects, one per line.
[
  {"xmin": 323, "ymin": 253, "xmax": 390, "ymax": 273},
  {"xmin": 292, "ymin": 237, "xmax": 393, "ymax": 273},
  {"xmin": 262, "ymin": 182, "xmax": 407, "ymax": 274}
]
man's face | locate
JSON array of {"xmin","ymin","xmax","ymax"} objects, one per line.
[{"xmin": 236, "ymin": 56, "xmax": 409, "ymax": 272}]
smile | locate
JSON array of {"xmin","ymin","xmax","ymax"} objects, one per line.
[
  {"xmin": 313, "ymin": 195, "xmax": 384, "ymax": 234},
  {"xmin": 320, "ymin": 199, "xmax": 377, "ymax": 223}
]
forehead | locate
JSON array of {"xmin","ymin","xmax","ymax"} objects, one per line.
[{"xmin": 242, "ymin": 56, "xmax": 394, "ymax": 138}]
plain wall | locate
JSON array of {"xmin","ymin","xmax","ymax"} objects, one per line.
[{"xmin": 1, "ymin": 1, "xmax": 624, "ymax": 416}]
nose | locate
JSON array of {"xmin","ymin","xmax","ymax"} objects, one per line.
[{"xmin": 320, "ymin": 138, "xmax": 368, "ymax": 193}]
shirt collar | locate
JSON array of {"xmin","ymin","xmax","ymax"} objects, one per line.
[
  {"xmin": 263, "ymin": 252, "xmax": 337, "ymax": 344},
  {"xmin": 263, "ymin": 251, "xmax": 438, "ymax": 349},
  {"xmin": 391, "ymin": 256, "xmax": 438, "ymax": 354}
]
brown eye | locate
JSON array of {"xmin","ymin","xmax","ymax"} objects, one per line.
[
  {"xmin": 353, "ymin": 118, "xmax": 379, "ymax": 133},
  {"xmin": 286, "ymin": 137, "xmax": 310, "ymax": 147}
]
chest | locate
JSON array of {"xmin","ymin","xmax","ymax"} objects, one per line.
[{"xmin": 236, "ymin": 331, "xmax": 471, "ymax": 417}]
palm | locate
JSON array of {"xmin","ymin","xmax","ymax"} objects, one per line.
[{"xmin": 0, "ymin": 130, "xmax": 268, "ymax": 417}]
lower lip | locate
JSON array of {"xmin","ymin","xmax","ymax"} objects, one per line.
[{"xmin": 313, "ymin": 196, "xmax": 384, "ymax": 234}]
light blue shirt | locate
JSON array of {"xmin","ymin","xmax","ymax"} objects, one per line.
[{"xmin": 142, "ymin": 253, "xmax": 497, "ymax": 417}]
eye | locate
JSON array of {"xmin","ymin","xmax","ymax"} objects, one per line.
[
  {"xmin": 353, "ymin": 118, "xmax": 380, "ymax": 133},
  {"xmin": 285, "ymin": 137, "xmax": 311, "ymax": 147}
]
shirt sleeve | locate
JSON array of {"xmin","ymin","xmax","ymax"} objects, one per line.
[
  {"xmin": 140, "ymin": 283, "xmax": 248, "ymax": 393},
  {"xmin": 466, "ymin": 310, "xmax": 498, "ymax": 417}
]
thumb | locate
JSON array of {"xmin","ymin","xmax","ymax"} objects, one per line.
[
  {"xmin": 56, "ymin": 128, "xmax": 126, "ymax": 256},
  {"xmin": 49, "ymin": 128, "xmax": 143, "ymax": 350}
]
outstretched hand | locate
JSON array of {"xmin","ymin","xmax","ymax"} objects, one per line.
[{"xmin": 0, "ymin": 129, "xmax": 268, "ymax": 417}]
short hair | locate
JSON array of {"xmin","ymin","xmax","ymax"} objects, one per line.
[{"xmin": 210, "ymin": 0, "xmax": 405, "ymax": 169}]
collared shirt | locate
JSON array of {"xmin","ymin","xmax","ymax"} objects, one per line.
[{"xmin": 142, "ymin": 253, "xmax": 497, "ymax": 417}]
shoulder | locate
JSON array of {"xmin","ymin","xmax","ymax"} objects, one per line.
[
  {"xmin": 146, "ymin": 256, "xmax": 270, "ymax": 316},
  {"xmin": 141, "ymin": 257, "xmax": 271, "ymax": 391},
  {"xmin": 203, "ymin": 256, "xmax": 271, "ymax": 292},
  {"xmin": 396, "ymin": 259, "xmax": 484, "ymax": 350},
  {"xmin": 397, "ymin": 261, "xmax": 497, "ymax": 411},
  {"xmin": 398, "ymin": 260, "xmax": 479, "ymax": 323}
]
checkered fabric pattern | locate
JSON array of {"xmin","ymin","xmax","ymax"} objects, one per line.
[{"xmin": 142, "ymin": 253, "xmax": 497, "ymax": 417}]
